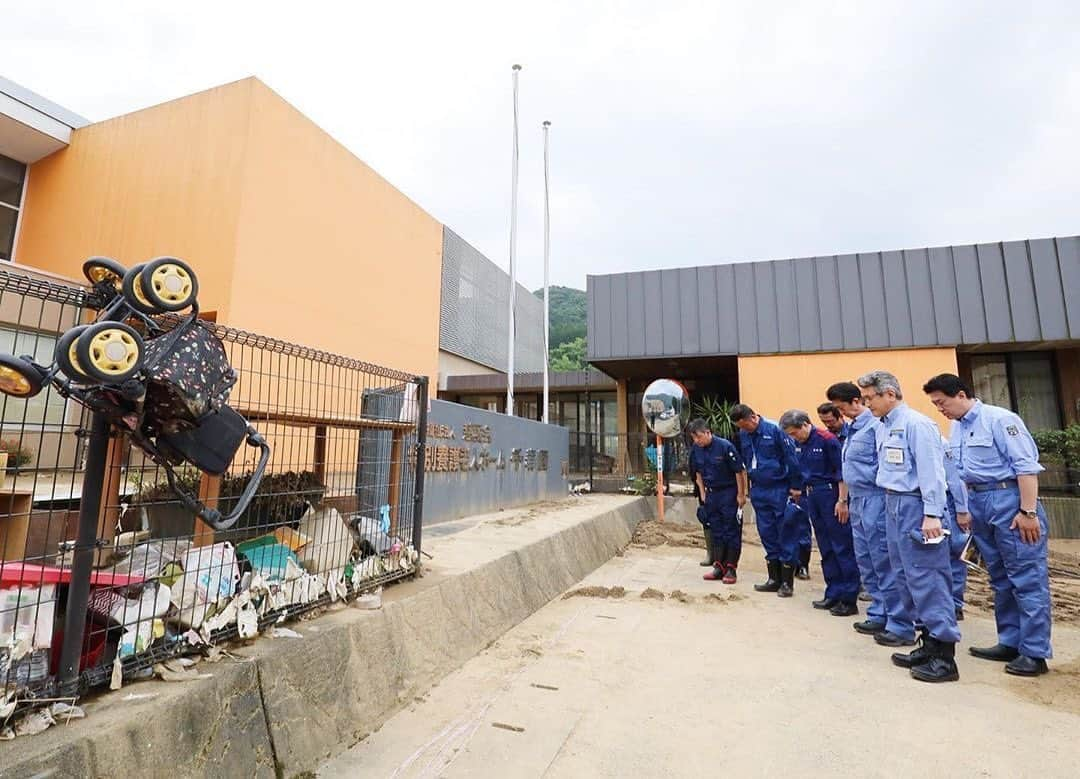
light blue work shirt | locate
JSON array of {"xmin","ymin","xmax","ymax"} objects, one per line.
[
  {"xmin": 949, "ymin": 399, "xmax": 1044, "ymax": 485},
  {"xmin": 841, "ymin": 409, "xmax": 880, "ymax": 497},
  {"xmin": 942, "ymin": 435, "xmax": 969, "ymax": 513},
  {"xmin": 874, "ymin": 403, "xmax": 947, "ymax": 517}
]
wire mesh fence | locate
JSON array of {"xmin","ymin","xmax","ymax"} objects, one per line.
[
  {"xmin": 0, "ymin": 263, "xmax": 427, "ymax": 713},
  {"xmin": 568, "ymin": 431, "xmax": 693, "ymax": 490}
]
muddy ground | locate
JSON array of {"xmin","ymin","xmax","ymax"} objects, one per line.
[{"xmin": 631, "ymin": 518, "xmax": 1080, "ymax": 625}]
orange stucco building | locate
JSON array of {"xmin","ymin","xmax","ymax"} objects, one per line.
[
  {"xmin": 12, "ymin": 78, "xmax": 444, "ymax": 381},
  {"xmin": 2, "ymin": 75, "xmax": 545, "ymax": 388}
]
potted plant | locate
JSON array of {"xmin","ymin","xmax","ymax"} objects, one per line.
[
  {"xmin": 0, "ymin": 439, "xmax": 34, "ymax": 474},
  {"xmin": 127, "ymin": 467, "xmax": 203, "ymax": 538},
  {"xmin": 222, "ymin": 471, "xmax": 325, "ymax": 527}
]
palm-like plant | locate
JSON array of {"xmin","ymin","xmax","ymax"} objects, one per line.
[{"xmin": 691, "ymin": 396, "xmax": 737, "ymax": 441}]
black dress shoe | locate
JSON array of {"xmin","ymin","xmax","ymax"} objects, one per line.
[
  {"xmin": 829, "ymin": 602, "xmax": 858, "ymax": 617},
  {"xmin": 853, "ymin": 620, "xmax": 886, "ymax": 635},
  {"xmin": 874, "ymin": 631, "xmax": 916, "ymax": 647},
  {"xmin": 795, "ymin": 566, "xmax": 810, "ymax": 580},
  {"xmin": 858, "ymin": 591, "xmax": 872, "ymax": 603},
  {"xmin": 812, "ymin": 597, "xmax": 838, "ymax": 610},
  {"xmin": 969, "ymin": 643, "xmax": 1020, "ymax": 662},
  {"xmin": 1004, "ymin": 656, "xmax": 1049, "ymax": 677}
]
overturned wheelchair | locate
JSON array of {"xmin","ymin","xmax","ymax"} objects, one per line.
[{"xmin": 0, "ymin": 257, "xmax": 270, "ymax": 530}]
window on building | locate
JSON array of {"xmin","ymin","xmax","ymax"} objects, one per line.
[
  {"xmin": 0, "ymin": 154, "xmax": 27, "ymax": 262},
  {"xmin": 969, "ymin": 352, "xmax": 1061, "ymax": 431},
  {"xmin": 0, "ymin": 327, "xmax": 67, "ymax": 426}
]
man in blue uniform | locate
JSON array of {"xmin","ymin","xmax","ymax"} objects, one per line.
[
  {"xmin": 729, "ymin": 404, "xmax": 804, "ymax": 593},
  {"xmin": 780, "ymin": 409, "xmax": 860, "ymax": 614},
  {"xmin": 942, "ymin": 434, "xmax": 970, "ymax": 621},
  {"xmin": 688, "ymin": 418, "xmax": 748, "ymax": 584},
  {"xmin": 857, "ymin": 370, "xmax": 960, "ymax": 683},
  {"xmin": 826, "ymin": 382, "xmax": 913, "ymax": 644},
  {"xmin": 817, "ymin": 402, "xmax": 851, "ymax": 447},
  {"xmin": 820, "ymin": 400, "xmax": 868, "ymax": 600},
  {"xmin": 924, "ymin": 374, "xmax": 1052, "ymax": 677}
]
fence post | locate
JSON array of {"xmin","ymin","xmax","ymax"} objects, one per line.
[
  {"xmin": 57, "ymin": 413, "xmax": 111, "ymax": 697},
  {"xmin": 588, "ymin": 432, "xmax": 594, "ymax": 485},
  {"xmin": 412, "ymin": 376, "xmax": 429, "ymax": 556}
]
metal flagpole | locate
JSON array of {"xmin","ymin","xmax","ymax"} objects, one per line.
[
  {"xmin": 506, "ymin": 64, "xmax": 521, "ymax": 416},
  {"xmin": 542, "ymin": 120, "xmax": 551, "ymax": 424}
]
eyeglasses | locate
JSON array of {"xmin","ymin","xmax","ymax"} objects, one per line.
[{"xmin": 860, "ymin": 393, "xmax": 880, "ymax": 404}]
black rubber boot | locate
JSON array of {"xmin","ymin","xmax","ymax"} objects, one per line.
[
  {"xmin": 700, "ymin": 527, "xmax": 717, "ymax": 566},
  {"xmin": 754, "ymin": 560, "xmax": 782, "ymax": 592},
  {"xmin": 703, "ymin": 543, "xmax": 728, "ymax": 581},
  {"xmin": 777, "ymin": 563, "xmax": 794, "ymax": 598},
  {"xmin": 891, "ymin": 631, "xmax": 933, "ymax": 669},
  {"xmin": 910, "ymin": 639, "xmax": 960, "ymax": 683},
  {"xmin": 796, "ymin": 547, "xmax": 811, "ymax": 580}
]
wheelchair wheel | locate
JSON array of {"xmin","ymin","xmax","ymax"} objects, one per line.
[
  {"xmin": 0, "ymin": 354, "xmax": 44, "ymax": 398},
  {"xmin": 121, "ymin": 263, "xmax": 161, "ymax": 315},
  {"xmin": 82, "ymin": 257, "xmax": 127, "ymax": 291},
  {"xmin": 55, "ymin": 325, "xmax": 93, "ymax": 382},
  {"xmin": 140, "ymin": 257, "xmax": 198, "ymax": 312},
  {"xmin": 75, "ymin": 322, "xmax": 145, "ymax": 383}
]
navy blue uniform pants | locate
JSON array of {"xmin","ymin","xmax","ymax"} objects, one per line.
[
  {"xmin": 804, "ymin": 486, "xmax": 859, "ymax": 603},
  {"xmin": 700, "ymin": 486, "xmax": 741, "ymax": 562},
  {"xmin": 750, "ymin": 483, "xmax": 787, "ymax": 561}
]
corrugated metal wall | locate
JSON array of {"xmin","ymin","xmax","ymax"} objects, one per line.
[
  {"xmin": 588, "ymin": 236, "xmax": 1080, "ymax": 360},
  {"xmin": 439, "ymin": 227, "xmax": 546, "ymax": 373}
]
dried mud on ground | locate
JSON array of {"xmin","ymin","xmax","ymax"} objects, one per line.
[
  {"xmin": 630, "ymin": 519, "xmax": 706, "ymax": 548},
  {"xmin": 965, "ymin": 548, "xmax": 1080, "ymax": 626},
  {"xmin": 631, "ymin": 518, "xmax": 1080, "ymax": 626},
  {"xmin": 562, "ymin": 586, "xmax": 626, "ymax": 600}
]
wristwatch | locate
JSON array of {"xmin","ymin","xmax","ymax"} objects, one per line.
[
  {"xmin": 837, "ymin": 497, "xmax": 848, "ymax": 504},
  {"xmin": 1019, "ymin": 508, "xmax": 1038, "ymax": 518}
]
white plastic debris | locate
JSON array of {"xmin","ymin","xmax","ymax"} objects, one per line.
[
  {"xmin": 354, "ymin": 589, "xmax": 383, "ymax": 610},
  {"xmin": 0, "ymin": 692, "xmax": 15, "ymax": 720},
  {"xmin": 122, "ymin": 693, "xmax": 160, "ymax": 702},
  {"xmin": 110, "ymin": 647, "xmax": 124, "ymax": 691},
  {"xmin": 49, "ymin": 702, "xmax": 85, "ymax": 722},
  {"xmin": 269, "ymin": 627, "xmax": 303, "ymax": 639},
  {"xmin": 14, "ymin": 708, "xmax": 55, "ymax": 737},
  {"xmin": 237, "ymin": 601, "xmax": 259, "ymax": 639}
]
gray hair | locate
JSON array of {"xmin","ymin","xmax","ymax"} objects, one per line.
[
  {"xmin": 779, "ymin": 409, "xmax": 811, "ymax": 430},
  {"xmin": 856, "ymin": 370, "xmax": 904, "ymax": 399}
]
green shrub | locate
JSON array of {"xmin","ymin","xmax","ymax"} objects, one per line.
[{"xmin": 1033, "ymin": 425, "xmax": 1080, "ymax": 467}]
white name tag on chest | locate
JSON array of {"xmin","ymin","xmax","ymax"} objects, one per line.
[{"xmin": 885, "ymin": 447, "xmax": 905, "ymax": 465}]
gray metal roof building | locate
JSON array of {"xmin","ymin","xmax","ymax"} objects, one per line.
[{"xmin": 587, "ymin": 235, "xmax": 1080, "ymax": 363}]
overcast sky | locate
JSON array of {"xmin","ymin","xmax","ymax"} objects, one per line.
[{"xmin": 5, "ymin": 1, "xmax": 1078, "ymax": 291}]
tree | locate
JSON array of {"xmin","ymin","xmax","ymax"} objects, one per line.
[
  {"xmin": 549, "ymin": 336, "xmax": 587, "ymax": 371},
  {"xmin": 534, "ymin": 286, "xmax": 586, "ymax": 352}
]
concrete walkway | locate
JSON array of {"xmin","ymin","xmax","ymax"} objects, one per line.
[{"xmin": 322, "ymin": 515, "xmax": 1080, "ymax": 779}]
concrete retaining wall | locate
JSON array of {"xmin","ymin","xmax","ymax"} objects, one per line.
[{"xmin": 2, "ymin": 497, "xmax": 652, "ymax": 779}]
